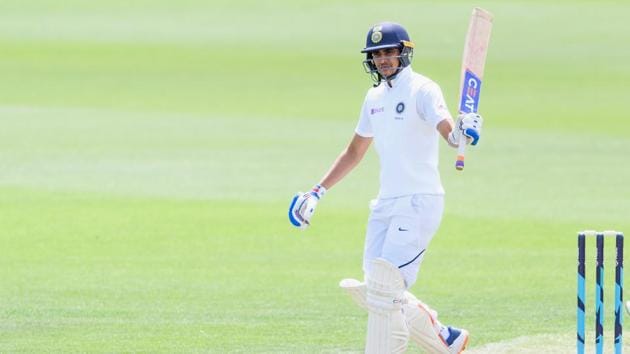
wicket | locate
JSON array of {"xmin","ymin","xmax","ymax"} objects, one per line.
[{"xmin": 577, "ymin": 230, "xmax": 624, "ymax": 354}]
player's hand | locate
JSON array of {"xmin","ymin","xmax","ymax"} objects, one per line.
[
  {"xmin": 454, "ymin": 113, "xmax": 483, "ymax": 146},
  {"xmin": 288, "ymin": 185, "xmax": 326, "ymax": 229}
]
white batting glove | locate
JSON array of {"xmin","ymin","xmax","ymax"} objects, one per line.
[
  {"xmin": 447, "ymin": 125, "xmax": 461, "ymax": 146},
  {"xmin": 448, "ymin": 113, "xmax": 483, "ymax": 146},
  {"xmin": 288, "ymin": 184, "xmax": 327, "ymax": 229}
]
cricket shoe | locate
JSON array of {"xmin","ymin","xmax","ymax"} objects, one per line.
[{"xmin": 443, "ymin": 326, "xmax": 469, "ymax": 354}]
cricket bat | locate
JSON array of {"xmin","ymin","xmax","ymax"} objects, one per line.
[{"xmin": 455, "ymin": 7, "xmax": 493, "ymax": 171}]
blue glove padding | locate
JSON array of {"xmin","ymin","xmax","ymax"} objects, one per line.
[
  {"xmin": 288, "ymin": 185, "xmax": 326, "ymax": 229},
  {"xmin": 464, "ymin": 128, "xmax": 480, "ymax": 146},
  {"xmin": 458, "ymin": 113, "xmax": 483, "ymax": 145}
]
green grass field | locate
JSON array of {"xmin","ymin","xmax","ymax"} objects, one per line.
[{"xmin": 1, "ymin": 1, "xmax": 630, "ymax": 352}]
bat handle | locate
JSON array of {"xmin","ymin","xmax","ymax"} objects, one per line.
[{"xmin": 455, "ymin": 134, "xmax": 467, "ymax": 171}]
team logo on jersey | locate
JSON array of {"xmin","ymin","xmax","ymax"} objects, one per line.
[
  {"xmin": 396, "ymin": 102, "xmax": 405, "ymax": 113},
  {"xmin": 371, "ymin": 26, "xmax": 383, "ymax": 44}
]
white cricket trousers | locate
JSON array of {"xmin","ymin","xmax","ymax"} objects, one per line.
[{"xmin": 362, "ymin": 194, "xmax": 444, "ymax": 288}]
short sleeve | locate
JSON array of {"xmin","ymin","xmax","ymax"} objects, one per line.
[
  {"xmin": 416, "ymin": 82, "xmax": 452, "ymax": 128},
  {"xmin": 355, "ymin": 97, "xmax": 374, "ymax": 137}
]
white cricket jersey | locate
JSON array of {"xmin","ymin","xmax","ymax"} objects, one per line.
[{"xmin": 355, "ymin": 66, "xmax": 452, "ymax": 198}]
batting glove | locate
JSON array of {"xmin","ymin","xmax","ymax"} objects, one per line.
[
  {"xmin": 449, "ymin": 113, "xmax": 483, "ymax": 146},
  {"xmin": 288, "ymin": 184, "xmax": 327, "ymax": 229}
]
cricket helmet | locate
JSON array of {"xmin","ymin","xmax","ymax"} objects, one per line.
[{"xmin": 361, "ymin": 22, "xmax": 415, "ymax": 83}]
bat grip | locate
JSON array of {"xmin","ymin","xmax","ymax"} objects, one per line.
[{"xmin": 455, "ymin": 134, "xmax": 467, "ymax": 170}]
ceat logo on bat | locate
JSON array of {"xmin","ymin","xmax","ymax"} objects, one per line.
[{"xmin": 459, "ymin": 70, "xmax": 482, "ymax": 113}]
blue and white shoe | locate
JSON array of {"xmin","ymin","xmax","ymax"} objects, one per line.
[{"xmin": 443, "ymin": 326, "xmax": 469, "ymax": 354}]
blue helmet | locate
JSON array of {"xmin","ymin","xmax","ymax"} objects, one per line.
[{"xmin": 361, "ymin": 22, "xmax": 415, "ymax": 83}]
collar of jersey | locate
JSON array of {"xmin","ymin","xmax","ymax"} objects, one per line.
[{"xmin": 384, "ymin": 66, "xmax": 412, "ymax": 89}]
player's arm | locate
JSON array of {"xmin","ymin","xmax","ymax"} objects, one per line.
[
  {"xmin": 288, "ymin": 133, "xmax": 372, "ymax": 229},
  {"xmin": 318, "ymin": 133, "xmax": 372, "ymax": 190}
]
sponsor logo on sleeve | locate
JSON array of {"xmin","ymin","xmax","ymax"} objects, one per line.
[{"xmin": 370, "ymin": 107, "xmax": 385, "ymax": 115}]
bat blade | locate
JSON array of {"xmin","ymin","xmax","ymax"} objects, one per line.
[{"xmin": 455, "ymin": 7, "xmax": 493, "ymax": 171}]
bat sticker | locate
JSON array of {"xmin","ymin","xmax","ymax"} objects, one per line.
[{"xmin": 459, "ymin": 70, "xmax": 482, "ymax": 114}]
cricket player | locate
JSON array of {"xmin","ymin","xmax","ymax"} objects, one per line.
[{"xmin": 288, "ymin": 22, "xmax": 482, "ymax": 353}]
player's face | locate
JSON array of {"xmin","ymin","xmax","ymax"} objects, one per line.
[{"xmin": 371, "ymin": 48, "xmax": 401, "ymax": 78}]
